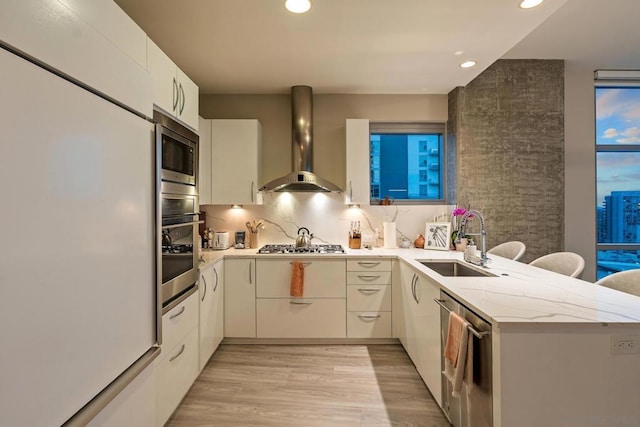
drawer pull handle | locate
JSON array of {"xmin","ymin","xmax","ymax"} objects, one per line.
[
  {"xmin": 358, "ymin": 314, "xmax": 381, "ymax": 320},
  {"xmin": 169, "ymin": 306, "xmax": 185, "ymax": 319},
  {"xmin": 290, "ymin": 300, "xmax": 313, "ymax": 305},
  {"xmin": 357, "ymin": 274, "xmax": 381, "ymax": 281},
  {"xmin": 289, "ymin": 261, "xmax": 312, "ymax": 266},
  {"xmin": 358, "ymin": 288, "xmax": 382, "ymax": 293},
  {"xmin": 357, "ymin": 261, "xmax": 381, "ymax": 267},
  {"xmin": 169, "ymin": 344, "xmax": 186, "ymax": 362}
]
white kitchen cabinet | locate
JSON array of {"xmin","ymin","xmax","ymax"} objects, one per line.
[
  {"xmin": 87, "ymin": 363, "xmax": 156, "ymax": 427},
  {"xmin": 156, "ymin": 292, "xmax": 199, "ymax": 426},
  {"xmin": 156, "ymin": 328, "xmax": 199, "ymax": 426},
  {"xmin": 255, "ymin": 259, "xmax": 347, "ymax": 338},
  {"xmin": 0, "ymin": 0, "xmax": 152, "ymax": 116},
  {"xmin": 224, "ymin": 259, "xmax": 256, "ymax": 337},
  {"xmin": 162, "ymin": 291, "xmax": 199, "ymax": 353},
  {"xmin": 209, "ymin": 119, "xmax": 263, "ymax": 205},
  {"xmin": 347, "ymin": 311, "xmax": 392, "ymax": 338},
  {"xmin": 256, "ymin": 259, "xmax": 346, "ymax": 298},
  {"xmin": 397, "ymin": 262, "xmax": 441, "ymax": 406},
  {"xmin": 346, "ymin": 259, "xmax": 392, "ymax": 272},
  {"xmin": 199, "ymin": 260, "xmax": 224, "ymax": 371},
  {"xmin": 57, "ymin": 0, "xmax": 147, "ymax": 69},
  {"xmin": 346, "ymin": 271, "xmax": 392, "ymax": 286},
  {"xmin": 147, "ymin": 37, "xmax": 199, "ymax": 131},
  {"xmin": 257, "ymin": 298, "xmax": 346, "ymax": 338},
  {"xmin": 198, "ymin": 116, "xmax": 212, "ymax": 204},
  {"xmin": 346, "ymin": 285, "xmax": 391, "ymax": 311},
  {"xmin": 345, "ymin": 119, "xmax": 370, "ymax": 205},
  {"xmin": 346, "ymin": 258, "xmax": 392, "ymax": 338}
]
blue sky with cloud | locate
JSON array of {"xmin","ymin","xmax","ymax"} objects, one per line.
[{"xmin": 596, "ymin": 87, "xmax": 640, "ymax": 205}]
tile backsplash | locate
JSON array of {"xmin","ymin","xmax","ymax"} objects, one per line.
[{"xmin": 201, "ymin": 192, "xmax": 453, "ymax": 248}]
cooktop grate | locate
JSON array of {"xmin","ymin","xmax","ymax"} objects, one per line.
[{"xmin": 257, "ymin": 244, "xmax": 345, "ymax": 254}]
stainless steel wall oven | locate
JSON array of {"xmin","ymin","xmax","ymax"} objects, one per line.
[
  {"xmin": 160, "ymin": 193, "xmax": 199, "ymax": 307},
  {"xmin": 155, "ymin": 111, "xmax": 199, "ymax": 310}
]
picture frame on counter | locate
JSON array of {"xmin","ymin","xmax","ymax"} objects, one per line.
[{"xmin": 425, "ymin": 222, "xmax": 451, "ymax": 251}]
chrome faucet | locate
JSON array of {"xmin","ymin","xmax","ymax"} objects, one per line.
[{"xmin": 457, "ymin": 209, "xmax": 489, "ymax": 267}]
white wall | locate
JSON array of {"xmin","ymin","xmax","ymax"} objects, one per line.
[{"xmin": 564, "ymin": 63, "xmax": 596, "ymax": 281}]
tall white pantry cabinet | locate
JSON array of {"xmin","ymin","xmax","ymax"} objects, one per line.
[
  {"xmin": 0, "ymin": 1, "xmax": 157, "ymax": 426},
  {"xmin": 0, "ymin": 1, "xmax": 205, "ymax": 426}
]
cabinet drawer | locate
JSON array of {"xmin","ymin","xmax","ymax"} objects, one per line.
[
  {"xmin": 347, "ymin": 285, "xmax": 391, "ymax": 311},
  {"xmin": 156, "ymin": 328, "xmax": 199, "ymax": 426},
  {"xmin": 256, "ymin": 298, "xmax": 346, "ymax": 338},
  {"xmin": 256, "ymin": 259, "xmax": 346, "ymax": 298},
  {"xmin": 347, "ymin": 259, "xmax": 392, "ymax": 272},
  {"xmin": 347, "ymin": 311, "xmax": 392, "ymax": 338},
  {"xmin": 162, "ymin": 291, "xmax": 198, "ymax": 353},
  {"xmin": 346, "ymin": 271, "xmax": 391, "ymax": 285}
]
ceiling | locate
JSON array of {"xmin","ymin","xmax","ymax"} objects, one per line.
[
  {"xmin": 114, "ymin": 0, "xmax": 640, "ymax": 95},
  {"xmin": 504, "ymin": 0, "xmax": 640, "ymax": 69}
]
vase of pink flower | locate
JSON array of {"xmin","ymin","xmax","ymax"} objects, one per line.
[{"xmin": 451, "ymin": 207, "xmax": 472, "ymax": 251}]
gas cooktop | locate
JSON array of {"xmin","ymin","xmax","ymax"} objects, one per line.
[{"xmin": 257, "ymin": 244, "xmax": 345, "ymax": 254}]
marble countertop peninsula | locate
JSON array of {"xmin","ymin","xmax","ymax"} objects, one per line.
[{"xmin": 199, "ymin": 246, "xmax": 640, "ymax": 328}]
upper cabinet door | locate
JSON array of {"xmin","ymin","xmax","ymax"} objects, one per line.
[
  {"xmin": 346, "ymin": 119, "xmax": 370, "ymax": 205},
  {"xmin": 176, "ymin": 68, "xmax": 199, "ymax": 131},
  {"xmin": 57, "ymin": 0, "xmax": 147, "ymax": 69},
  {"xmin": 0, "ymin": 0, "xmax": 152, "ymax": 116},
  {"xmin": 210, "ymin": 119, "xmax": 262, "ymax": 205},
  {"xmin": 146, "ymin": 37, "xmax": 199, "ymax": 131},
  {"xmin": 146, "ymin": 37, "xmax": 178, "ymax": 118}
]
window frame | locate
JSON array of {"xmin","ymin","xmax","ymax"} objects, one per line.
[
  {"xmin": 369, "ymin": 121, "xmax": 447, "ymax": 205},
  {"xmin": 594, "ymin": 81, "xmax": 640, "ymax": 276}
]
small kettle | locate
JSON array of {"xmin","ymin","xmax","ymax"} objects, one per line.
[
  {"xmin": 161, "ymin": 230, "xmax": 172, "ymax": 247},
  {"xmin": 295, "ymin": 227, "xmax": 314, "ymax": 248}
]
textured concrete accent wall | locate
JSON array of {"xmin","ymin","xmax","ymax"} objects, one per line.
[{"xmin": 448, "ymin": 59, "xmax": 564, "ymax": 263}]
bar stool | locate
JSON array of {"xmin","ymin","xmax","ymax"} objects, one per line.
[
  {"xmin": 594, "ymin": 269, "xmax": 640, "ymax": 297},
  {"xmin": 487, "ymin": 241, "xmax": 526, "ymax": 261},
  {"xmin": 529, "ymin": 252, "xmax": 585, "ymax": 278}
]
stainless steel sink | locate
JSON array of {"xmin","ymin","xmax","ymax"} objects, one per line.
[{"xmin": 419, "ymin": 260, "xmax": 497, "ymax": 277}]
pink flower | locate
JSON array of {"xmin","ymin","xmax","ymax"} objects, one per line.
[
  {"xmin": 452, "ymin": 207, "xmax": 467, "ymax": 217},
  {"xmin": 452, "ymin": 207, "xmax": 473, "ymax": 222}
]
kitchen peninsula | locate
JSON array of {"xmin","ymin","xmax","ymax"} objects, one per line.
[{"xmin": 201, "ymin": 247, "xmax": 640, "ymax": 427}]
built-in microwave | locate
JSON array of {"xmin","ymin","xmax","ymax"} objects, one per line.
[{"xmin": 154, "ymin": 110, "xmax": 198, "ymax": 189}]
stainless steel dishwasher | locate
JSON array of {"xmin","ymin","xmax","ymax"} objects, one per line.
[{"xmin": 436, "ymin": 291, "xmax": 492, "ymax": 427}]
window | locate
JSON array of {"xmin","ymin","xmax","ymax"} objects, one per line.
[
  {"xmin": 369, "ymin": 122, "xmax": 446, "ymax": 204},
  {"xmin": 595, "ymin": 85, "xmax": 640, "ymax": 280}
]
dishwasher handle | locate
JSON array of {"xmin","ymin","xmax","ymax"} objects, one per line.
[{"xmin": 433, "ymin": 298, "xmax": 490, "ymax": 339}]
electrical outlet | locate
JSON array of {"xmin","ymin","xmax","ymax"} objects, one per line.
[{"xmin": 611, "ymin": 336, "xmax": 640, "ymax": 355}]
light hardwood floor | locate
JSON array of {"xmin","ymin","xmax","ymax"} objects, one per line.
[{"xmin": 167, "ymin": 344, "xmax": 450, "ymax": 426}]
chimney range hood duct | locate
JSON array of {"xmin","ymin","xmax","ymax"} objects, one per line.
[{"xmin": 259, "ymin": 86, "xmax": 342, "ymax": 193}]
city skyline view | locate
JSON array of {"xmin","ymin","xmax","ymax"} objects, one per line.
[
  {"xmin": 595, "ymin": 87, "xmax": 640, "ymax": 278},
  {"xmin": 596, "ymin": 87, "xmax": 640, "ymax": 205}
]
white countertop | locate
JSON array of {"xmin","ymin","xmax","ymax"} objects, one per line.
[{"xmin": 199, "ymin": 246, "xmax": 640, "ymax": 328}]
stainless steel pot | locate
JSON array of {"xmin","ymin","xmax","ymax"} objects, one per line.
[{"xmin": 295, "ymin": 227, "xmax": 313, "ymax": 248}]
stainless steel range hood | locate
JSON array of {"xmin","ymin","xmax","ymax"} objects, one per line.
[{"xmin": 259, "ymin": 86, "xmax": 342, "ymax": 193}]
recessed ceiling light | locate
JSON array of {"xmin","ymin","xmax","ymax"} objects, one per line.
[
  {"xmin": 285, "ymin": 0, "xmax": 311, "ymax": 13},
  {"xmin": 459, "ymin": 60, "xmax": 477, "ymax": 69},
  {"xmin": 454, "ymin": 50, "xmax": 464, "ymax": 56},
  {"xmin": 519, "ymin": 0, "xmax": 544, "ymax": 9}
]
